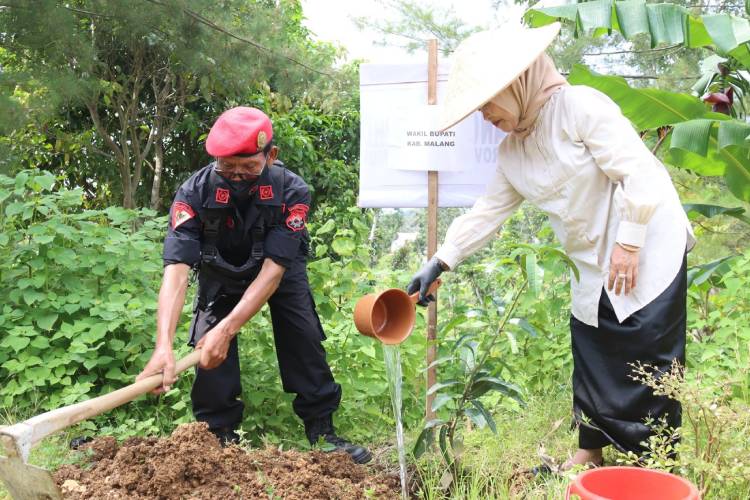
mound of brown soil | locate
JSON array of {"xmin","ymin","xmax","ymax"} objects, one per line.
[{"xmin": 54, "ymin": 422, "xmax": 400, "ymax": 499}]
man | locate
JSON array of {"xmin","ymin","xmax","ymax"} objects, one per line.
[{"xmin": 136, "ymin": 106, "xmax": 371, "ymax": 464}]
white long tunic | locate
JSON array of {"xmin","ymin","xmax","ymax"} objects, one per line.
[{"xmin": 434, "ymin": 85, "xmax": 695, "ymax": 327}]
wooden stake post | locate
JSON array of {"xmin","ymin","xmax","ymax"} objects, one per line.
[{"xmin": 425, "ymin": 39, "xmax": 439, "ymax": 421}]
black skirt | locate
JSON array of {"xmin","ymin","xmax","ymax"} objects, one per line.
[{"xmin": 571, "ymin": 254, "xmax": 687, "ymax": 454}]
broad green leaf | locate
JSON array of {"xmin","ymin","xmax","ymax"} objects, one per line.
[
  {"xmin": 683, "ymin": 204, "xmax": 750, "ymax": 224},
  {"xmin": 425, "ymin": 356, "xmax": 455, "ymax": 371},
  {"xmin": 23, "ymin": 290, "xmax": 46, "ymax": 306},
  {"xmin": 2, "ymin": 359, "xmax": 23, "ymax": 372},
  {"xmin": 452, "ymin": 332, "xmax": 477, "ymax": 352},
  {"xmin": 431, "ymin": 393, "xmax": 454, "ymax": 412},
  {"xmin": 522, "ymin": 253, "xmax": 542, "ymax": 295},
  {"xmin": 2, "ymin": 335, "xmax": 30, "ymax": 352},
  {"xmin": 439, "ymin": 314, "xmax": 467, "ymax": 335},
  {"xmin": 35, "ymin": 313, "xmax": 58, "ymax": 331},
  {"xmin": 33, "ymin": 233, "xmax": 54, "ymax": 245},
  {"xmin": 438, "ymin": 425, "xmax": 450, "ymax": 463},
  {"xmin": 509, "ymin": 317, "xmax": 539, "ymax": 338},
  {"xmin": 413, "ymin": 426, "xmax": 435, "ymax": 458},
  {"xmin": 469, "ymin": 400, "xmax": 497, "ymax": 434},
  {"xmin": 686, "ymin": 15, "xmax": 712, "ymax": 48},
  {"xmin": 541, "ymin": 247, "xmax": 580, "ymax": 282},
  {"xmin": 671, "ymin": 120, "xmax": 713, "ymax": 157},
  {"xmin": 577, "ymin": 0, "xmax": 612, "ymax": 33},
  {"xmin": 645, "ymin": 3, "xmax": 686, "ymax": 48},
  {"xmin": 105, "ymin": 367, "xmax": 125, "ymax": 380},
  {"xmin": 526, "ymin": 2, "xmax": 719, "ymax": 50},
  {"xmin": 33, "ymin": 174, "xmax": 56, "ymax": 191},
  {"xmin": 427, "ymin": 380, "xmax": 461, "ymax": 396},
  {"xmin": 702, "ymin": 14, "xmax": 750, "ymax": 55},
  {"xmin": 315, "ymin": 219, "xmax": 336, "ymax": 235},
  {"xmin": 464, "ymin": 406, "xmax": 488, "ymax": 429},
  {"xmin": 723, "ymin": 146, "xmax": 750, "ymax": 202},
  {"xmin": 665, "ymin": 146, "xmax": 727, "ymax": 177},
  {"xmin": 24, "ymin": 356, "xmax": 43, "ymax": 366},
  {"xmin": 717, "ymin": 120, "xmax": 750, "ymax": 150},
  {"xmin": 5, "ymin": 202, "xmax": 24, "ymax": 217},
  {"xmin": 109, "ymin": 339, "xmax": 126, "ymax": 350},
  {"xmin": 459, "ymin": 341, "xmax": 478, "ymax": 373},
  {"xmin": 687, "ymin": 256, "xmax": 737, "ymax": 287},
  {"xmin": 30, "ymin": 336, "xmax": 50, "ymax": 349},
  {"xmin": 423, "ymin": 418, "xmax": 447, "ymax": 430},
  {"xmin": 729, "ymin": 42, "xmax": 750, "ymax": 68},
  {"xmin": 572, "ymin": 65, "xmax": 750, "ymax": 200},
  {"xmin": 568, "ymin": 65, "xmax": 708, "ymax": 130},
  {"xmin": 524, "ymin": 3, "xmax": 578, "ymax": 27},
  {"xmin": 468, "ymin": 376, "xmax": 524, "ymax": 404},
  {"xmin": 614, "ymin": 0, "xmax": 649, "ymax": 39},
  {"xmin": 331, "ymin": 237, "xmax": 355, "ymax": 256}
]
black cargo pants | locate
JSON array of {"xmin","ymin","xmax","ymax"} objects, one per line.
[{"xmin": 187, "ymin": 260, "xmax": 342, "ymax": 431}]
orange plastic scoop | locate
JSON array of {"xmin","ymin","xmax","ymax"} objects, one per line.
[{"xmin": 353, "ymin": 280, "xmax": 441, "ymax": 344}]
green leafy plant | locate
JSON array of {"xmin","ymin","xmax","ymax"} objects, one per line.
[
  {"xmin": 527, "ymin": 3, "xmax": 750, "ymax": 203},
  {"xmin": 0, "ymin": 170, "xmax": 192, "ymax": 424},
  {"xmin": 412, "ymin": 244, "xmax": 577, "ymax": 487},
  {"xmin": 623, "ymin": 360, "xmax": 750, "ymax": 498}
]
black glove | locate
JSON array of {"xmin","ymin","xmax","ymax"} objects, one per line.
[{"xmin": 406, "ymin": 257, "xmax": 445, "ymax": 306}]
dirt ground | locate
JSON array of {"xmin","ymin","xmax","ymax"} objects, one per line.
[{"xmin": 54, "ymin": 422, "xmax": 401, "ymax": 499}]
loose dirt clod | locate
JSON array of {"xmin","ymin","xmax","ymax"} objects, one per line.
[{"xmin": 54, "ymin": 422, "xmax": 400, "ymax": 499}]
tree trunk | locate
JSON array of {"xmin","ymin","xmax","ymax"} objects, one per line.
[
  {"xmin": 122, "ymin": 176, "xmax": 135, "ymax": 209},
  {"xmin": 150, "ymin": 137, "xmax": 164, "ymax": 211}
]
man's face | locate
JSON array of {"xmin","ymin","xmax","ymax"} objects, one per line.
[{"xmin": 215, "ymin": 146, "xmax": 278, "ymax": 182}]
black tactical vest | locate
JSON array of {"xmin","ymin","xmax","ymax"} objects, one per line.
[{"xmin": 195, "ymin": 168, "xmax": 285, "ymax": 309}]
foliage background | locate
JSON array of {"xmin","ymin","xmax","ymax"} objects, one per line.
[{"xmin": 1, "ymin": 0, "xmax": 750, "ymax": 499}]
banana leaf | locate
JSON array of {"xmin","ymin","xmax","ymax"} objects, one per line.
[
  {"xmin": 526, "ymin": 1, "xmax": 742, "ymax": 52},
  {"xmin": 569, "ymin": 65, "xmax": 750, "ymax": 201},
  {"xmin": 568, "ymin": 65, "xmax": 710, "ymax": 130}
]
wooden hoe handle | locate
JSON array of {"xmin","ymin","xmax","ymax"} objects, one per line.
[{"xmin": 1, "ymin": 349, "xmax": 201, "ymax": 460}]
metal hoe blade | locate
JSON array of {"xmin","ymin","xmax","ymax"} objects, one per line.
[{"xmin": 0, "ymin": 434, "xmax": 62, "ymax": 500}]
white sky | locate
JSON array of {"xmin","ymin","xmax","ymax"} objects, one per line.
[{"xmin": 300, "ymin": 0, "xmax": 526, "ymax": 63}]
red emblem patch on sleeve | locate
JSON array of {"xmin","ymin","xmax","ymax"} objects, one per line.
[
  {"xmin": 215, "ymin": 188, "xmax": 230, "ymax": 204},
  {"xmin": 285, "ymin": 204, "xmax": 309, "ymax": 232},
  {"xmin": 259, "ymin": 185, "xmax": 273, "ymax": 200},
  {"xmin": 172, "ymin": 201, "xmax": 195, "ymax": 229}
]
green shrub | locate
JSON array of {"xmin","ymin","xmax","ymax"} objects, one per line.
[{"xmin": 0, "ymin": 170, "xmax": 178, "ymax": 421}]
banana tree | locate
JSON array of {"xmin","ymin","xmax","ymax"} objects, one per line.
[
  {"xmin": 525, "ymin": 1, "xmax": 750, "ymax": 203},
  {"xmin": 568, "ymin": 64, "xmax": 750, "ymax": 202}
]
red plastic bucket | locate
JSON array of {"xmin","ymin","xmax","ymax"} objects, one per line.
[{"xmin": 566, "ymin": 466, "xmax": 700, "ymax": 500}]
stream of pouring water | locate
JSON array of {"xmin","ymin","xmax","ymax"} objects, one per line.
[{"xmin": 383, "ymin": 344, "xmax": 408, "ymax": 500}]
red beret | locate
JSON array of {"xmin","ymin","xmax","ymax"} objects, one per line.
[{"xmin": 205, "ymin": 107, "xmax": 274, "ymax": 157}]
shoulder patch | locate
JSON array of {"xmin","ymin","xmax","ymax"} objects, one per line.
[
  {"xmin": 285, "ymin": 204, "xmax": 309, "ymax": 232},
  {"xmin": 172, "ymin": 201, "xmax": 195, "ymax": 229},
  {"xmin": 259, "ymin": 185, "xmax": 273, "ymax": 200},
  {"xmin": 215, "ymin": 188, "xmax": 230, "ymax": 204}
]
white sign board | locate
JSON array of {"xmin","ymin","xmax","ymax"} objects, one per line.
[{"xmin": 359, "ymin": 63, "xmax": 506, "ymax": 208}]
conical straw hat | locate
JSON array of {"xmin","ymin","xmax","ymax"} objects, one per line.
[{"xmin": 439, "ymin": 22, "xmax": 561, "ymax": 131}]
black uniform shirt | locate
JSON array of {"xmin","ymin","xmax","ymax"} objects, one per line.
[{"xmin": 163, "ymin": 161, "xmax": 311, "ymax": 269}]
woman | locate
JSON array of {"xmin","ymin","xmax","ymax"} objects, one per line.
[{"xmin": 406, "ymin": 23, "xmax": 695, "ymax": 469}]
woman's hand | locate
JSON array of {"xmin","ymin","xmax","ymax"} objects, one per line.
[
  {"xmin": 407, "ymin": 257, "xmax": 445, "ymax": 306},
  {"xmin": 608, "ymin": 244, "xmax": 639, "ymax": 296}
]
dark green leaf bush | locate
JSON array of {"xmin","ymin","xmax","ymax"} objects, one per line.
[{"xmin": 0, "ymin": 171, "xmax": 169, "ymax": 417}]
